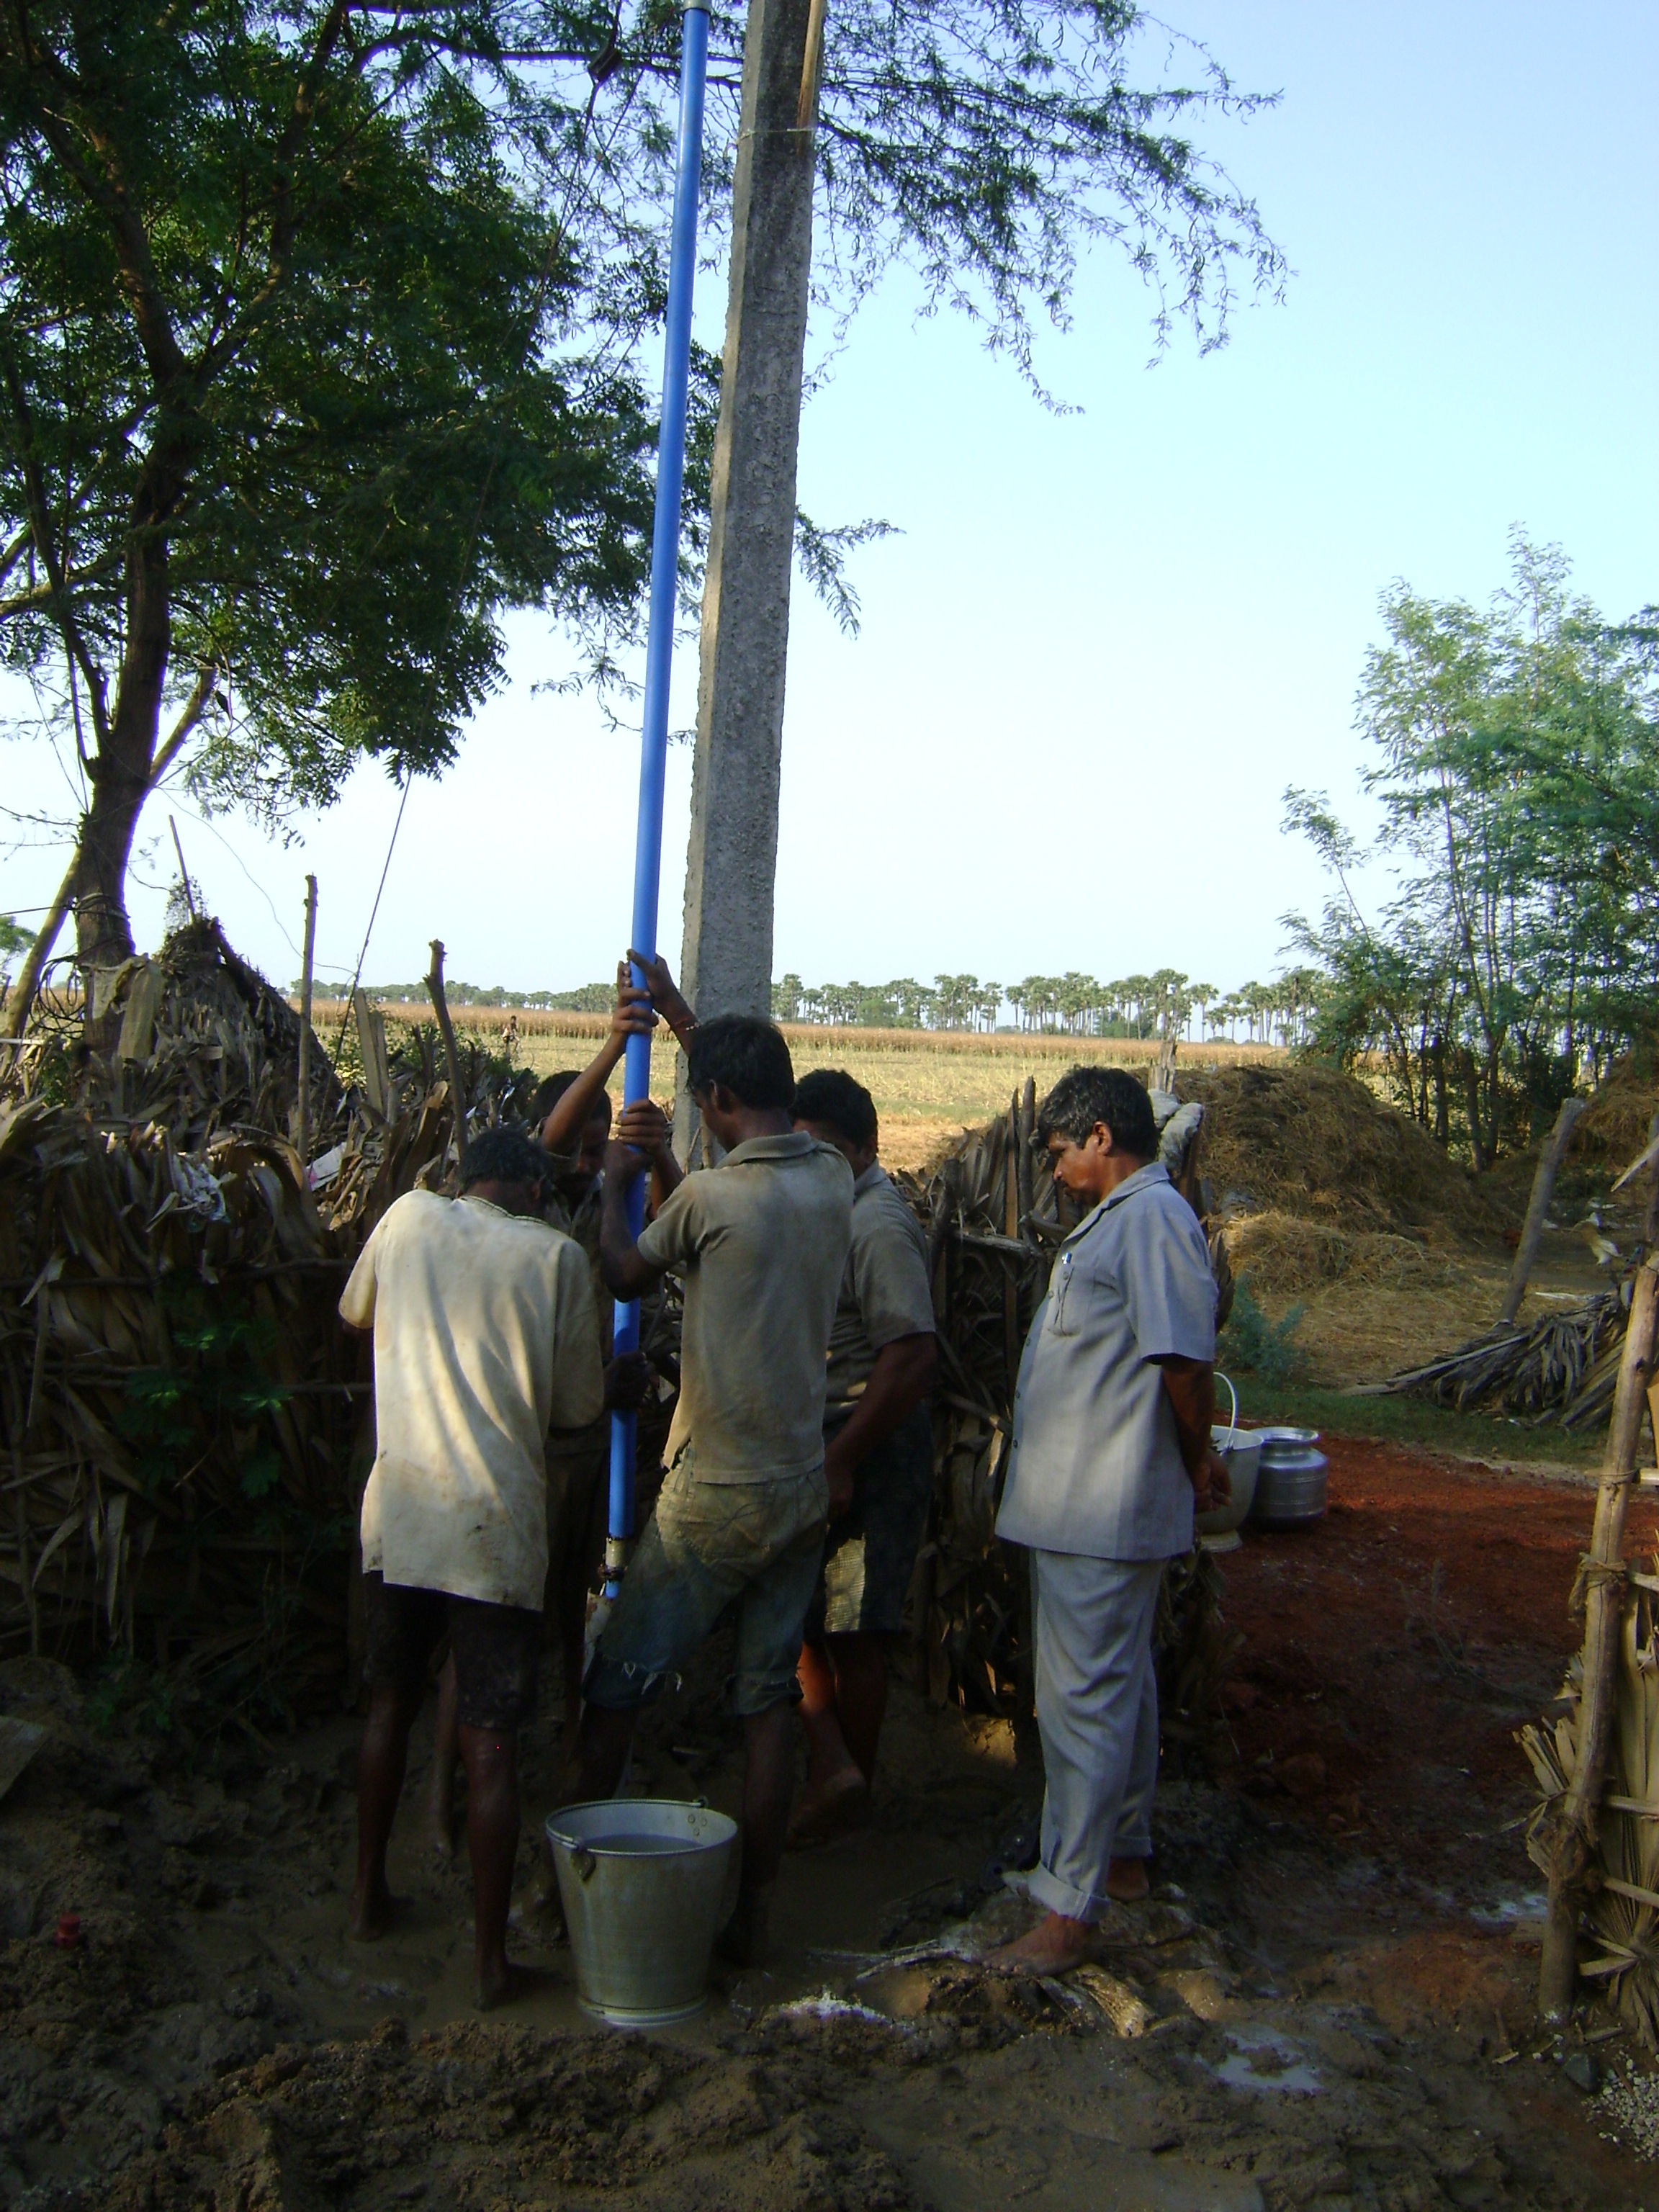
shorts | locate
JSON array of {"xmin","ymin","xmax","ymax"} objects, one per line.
[
  {"xmin": 806, "ymin": 1403, "xmax": 935, "ymax": 1640},
  {"xmin": 362, "ymin": 1572, "xmax": 540, "ymax": 1731},
  {"xmin": 545, "ymin": 1433, "xmax": 610, "ymax": 1618},
  {"xmin": 583, "ymin": 1459, "xmax": 828, "ymax": 1718}
]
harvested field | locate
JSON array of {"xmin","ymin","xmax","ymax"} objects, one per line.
[{"xmin": 310, "ymin": 1002, "xmax": 1286, "ymax": 1172}]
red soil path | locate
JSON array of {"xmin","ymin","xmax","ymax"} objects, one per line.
[{"xmin": 1215, "ymin": 1437, "xmax": 1659, "ymax": 1868}]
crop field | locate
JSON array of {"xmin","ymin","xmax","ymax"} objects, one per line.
[{"xmin": 313, "ymin": 1002, "xmax": 1285, "ymax": 1169}]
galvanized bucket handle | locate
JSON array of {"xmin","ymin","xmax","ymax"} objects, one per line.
[{"xmin": 1215, "ymin": 1371, "xmax": 1238, "ymax": 1452}]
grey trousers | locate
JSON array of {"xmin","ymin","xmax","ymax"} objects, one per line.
[{"xmin": 1028, "ymin": 1550, "xmax": 1164, "ymax": 1924}]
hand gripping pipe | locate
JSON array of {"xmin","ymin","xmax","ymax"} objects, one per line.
[{"xmin": 605, "ymin": 0, "xmax": 710, "ymax": 1602}]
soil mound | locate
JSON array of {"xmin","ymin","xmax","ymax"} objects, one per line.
[{"xmin": 1181, "ymin": 1061, "xmax": 1495, "ymax": 1245}]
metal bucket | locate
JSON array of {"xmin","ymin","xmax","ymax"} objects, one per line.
[
  {"xmin": 1195, "ymin": 1373, "xmax": 1261, "ymax": 1552},
  {"xmin": 1246, "ymin": 1426, "xmax": 1328, "ymax": 1531},
  {"xmin": 546, "ymin": 1798, "xmax": 739, "ymax": 2028}
]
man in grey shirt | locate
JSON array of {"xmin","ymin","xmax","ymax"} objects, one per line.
[
  {"xmin": 989, "ymin": 1066, "xmax": 1227, "ymax": 1976},
  {"xmin": 789, "ymin": 1069, "xmax": 938, "ymax": 1842}
]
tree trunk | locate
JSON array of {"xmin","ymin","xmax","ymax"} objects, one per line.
[
  {"xmin": 1498, "ymin": 1095, "xmax": 1587, "ymax": 1325},
  {"xmin": 1460, "ymin": 1048, "xmax": 1488, "ymax": 1170},
  {"xmin": 675, "ymin": 0, "xmax": 819, "ymax": 1149},
  {"xmin": 74, "ymin": 524, "xmax": 174, "ymax": 976},
  {"xmin": 1, "ymin": 847, "xmax": 76, "ymax": 1040}
]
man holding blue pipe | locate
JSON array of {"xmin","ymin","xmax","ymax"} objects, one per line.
[{"xmin": 570, "ymin": 968, "xmax": 853, "ymax": 1966}]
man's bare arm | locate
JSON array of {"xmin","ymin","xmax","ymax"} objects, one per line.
[
  {"xmin": 541, "ymin": 964, "xmax": 652, "ymax": 1156},
  {"xmin": 1151, "ymin": 1354, "xmax": 1228, "ymax": 1511},
  {"xmin": 823, "ymin": 1333, "xmax": 937, "ymax": 1517}
]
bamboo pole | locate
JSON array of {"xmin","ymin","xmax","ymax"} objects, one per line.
[
  {"xmin": 1500, "ymin": 1096, "xmax": 1587, "ymax": 1325},
  {"xmin": 168, "ymin": 817, "xmax": 197, "ymax": 918},
  {"xmin": 425, "ymin": 938, "xmax": 467, "ymax": 1160},
  {"xmin": 1539, "ymin": 1148, "xmax": 1659, "ymax": 2021},
  {"xmin": 295, "ymin": 875, "xmax": 318, "ymax": 1164}
]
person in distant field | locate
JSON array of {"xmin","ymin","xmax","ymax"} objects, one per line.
[
  {"xmin": 787, "ymin": 1069, "xmax": 937, "ymax": 1842},
  {"xmin": 423, "ymin": 982, "xmax": 674, "ymax": 1851},
  {"xmin": 570, "ymin": 981, "xmax": 854, "ymax": 1966},
  {"xmin": 986, "ymin": 1066, "xmax": 1226, "ymax": 1978},
  {"xmin": 340, "ymin": 1125, "xmax": 604, "ymax": 2009}
]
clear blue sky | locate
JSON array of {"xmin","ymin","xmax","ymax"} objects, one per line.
[{"xmin": 4, "ymin": 0, "xmax": 1655, "ymax": 1004}]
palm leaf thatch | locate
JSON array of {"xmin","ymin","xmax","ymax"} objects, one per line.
[
  {"xmin": 1519, "ymin": 1573, "xmax": 1659, "ymax": 2041},
  {"xmin": 0, "ymin": 923, "xmax": 522, "ymax": 1729},
  {"xmin": 1375, "ymin": 1286, "xmax": 1627, "ymax": 1428}
]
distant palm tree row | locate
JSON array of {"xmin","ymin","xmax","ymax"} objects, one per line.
[{"xmin": 770, "ymin": 967, "xmax": 1328, "ymax": 1045}]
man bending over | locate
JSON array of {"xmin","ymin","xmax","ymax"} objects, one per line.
[
  {"xmin": 789, "ymin": 1069, "xmax": 937, "ymax": 1841},
  {"xmin": 572, "ymin": 1001, "xmax": 853, "ymax": 1966},
  {"xmin": 341, "ymin": 1126, "xmax": 603, "ymax": 2007}
]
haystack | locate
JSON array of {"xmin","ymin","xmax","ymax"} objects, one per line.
[
  {"xmin": 1572, "ymin": 1058, "xmax": 1659, "ymax": 1180},
  {"xmin": 1181, "ymin": 1062, "xmax": 1496, "ymax": 1244}
]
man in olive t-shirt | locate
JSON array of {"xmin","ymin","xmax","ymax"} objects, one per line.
[{"xmin": 568, "ymin": 992, "xmax": 853, "ymax": 1966}]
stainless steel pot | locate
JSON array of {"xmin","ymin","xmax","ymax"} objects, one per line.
[{"xmin": 1245, "ymin": 1426, "xmax": 1328, "ymax": 1531}]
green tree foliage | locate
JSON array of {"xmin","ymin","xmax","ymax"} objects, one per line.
[
  {"xmin": 0, "ymin": 0, "xmax": 685, "ymax": 997},
  {"xmin": 4, "ymin": 0, "xmax": 1282, "ymax": 1015},
  {"xmin": 1285, "ymin": 535, "xmax": 1659, "ymax": 1164}
]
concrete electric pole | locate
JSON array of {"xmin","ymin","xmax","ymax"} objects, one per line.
[{"xmin": 675, "ymin": 0, "xmax": 822, "ymax": 1152}]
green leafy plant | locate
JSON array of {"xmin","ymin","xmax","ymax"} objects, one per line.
[{"xmin": 1220, "ymin": 1277, "xmax": 1306, "ymax": 1388}]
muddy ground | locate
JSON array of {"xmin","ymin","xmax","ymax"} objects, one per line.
[{"xmin": 6, "ymin": 1439, "xmax": 1659, "ymax": 2211}]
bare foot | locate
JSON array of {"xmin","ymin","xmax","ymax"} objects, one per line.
[
  {"xmin": 475, "ymin": 1959, "xmax": 554, "ymax": 2012},
  {"xmin": 715, "ymin": 1887, "xmax": 771, "ymax": 1969},
  {"xmin": 347, "ymin": 1878, "xmax": 403, "ymax": 1941},
  {"xmin": 1106, "ymin": 1856, "xmax": 1150, "ymax": 1902},
  {"xmin": 787, "ymin": 1767, "xmax": 872, "ymax": 1848},
  {"xmin": 986, "ymin": 1910, "xmax": 1097, "ymax": 1976}
]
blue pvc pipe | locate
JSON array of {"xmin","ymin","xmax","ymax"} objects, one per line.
[{"xmin": 606, "ymin": 0, "xmax": 710, "ymax": 1599}]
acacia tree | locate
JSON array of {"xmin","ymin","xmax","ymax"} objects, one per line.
[
  {"xmin": 1285, "ymin": 536, "xmax": 1659, "ymax": 1161},
  {"xmin": 0, "ymin": 0, "xmax": 690, "ymax": 1024},
  {"xmin": 4, "ymin": 0, "xmax": 1282, "ymax": 1025}
]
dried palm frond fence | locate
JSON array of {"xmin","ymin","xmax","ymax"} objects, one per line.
[
  {"xmin": 898, "ymin": 1082, "xmax": 1240, "ymax": 1767},
  {"xmin": 0, "ymin": 924, "xmax": 527, "ymax": 1731}
]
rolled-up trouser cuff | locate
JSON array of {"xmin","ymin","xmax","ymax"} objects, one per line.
[
  {"xmin": 1028, "ymin": 1861, "xmax": 1110, "ymax": 1925},
  {"xmin": 581, "ymin": 1653, "xmax": 678, "ymax": 1712},
  {"xmin": 729, "ymin": 1668, "xmax": 802, "ymax": 1719}
]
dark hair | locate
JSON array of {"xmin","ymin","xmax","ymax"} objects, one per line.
[
  {"xmin": 459, "ymin": 1125, "xmax": 554, "ymax": 1195},
  {"xmin": 531, "ymin": 1070, "xmax": 611, "ymax": 1126},
  {"xmin": 1036, "ymin": 1066, "xmax": 1158, "ymax": 1159},
  {"xmin": 792, "ymin": 1068, "xmax": 877, "ymax": 1149},
  {"xmin": 686, "ymin": 1015, "xmax": 796, "ymax": 1111}
]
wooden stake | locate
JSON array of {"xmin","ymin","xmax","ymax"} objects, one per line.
[
  {"xmin": 295, "ymin": 875, "xmax": 318, "ymax": 1164},
  {"xmin": 168, "ymin": 817, "xmax": 197, "ymax": 918},
  {"xmin": 425, "ymin": 938, "xmax": 467, "ymax": 1159},
  {"xmin": 1499, "ymin": 1095, "xmax": 1588, "ymax": 1325},
  {"xmin": 1539, "ymin": 1137, "xmax": 1659, "ymax": 2023}
]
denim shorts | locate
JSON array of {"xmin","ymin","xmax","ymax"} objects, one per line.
[
  {"xmin": 583, "ymin": 1459, "xmax": 828, "ymax": 1718},
  {"xmin": 806, "ymin": 1403, "xmax": 935, "ymax": 1640}
]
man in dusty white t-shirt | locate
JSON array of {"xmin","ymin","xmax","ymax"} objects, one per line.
[{"xmin": 339, "ymin": 1125, "xmax": 603, "ymax": 2008}]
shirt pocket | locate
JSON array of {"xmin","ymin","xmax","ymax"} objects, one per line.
[{"xmin": 1047, "ymin": 1249, "xmax": 1081, "ymax": 1337}]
